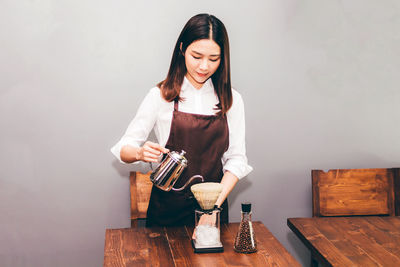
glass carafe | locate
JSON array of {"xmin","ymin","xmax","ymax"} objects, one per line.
[
  {"xmin": 233, "ymin": 202, "xmax": 257, "ymax": 253},
  {"xmin": 194, "ymin": 209, "xmax": 222, "ymax": 248}
]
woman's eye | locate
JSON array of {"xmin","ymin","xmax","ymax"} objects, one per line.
[
  {"xmin": 192, "ymin": 55, "xmax": 201, "ymax": 59},
  {"xmin": 210, "ymin": 58, "xmax": 220, "ymax": 62}
]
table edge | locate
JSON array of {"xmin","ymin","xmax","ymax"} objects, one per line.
[{"xmin": 287, "ymin": 218, "xmax": 332, "ymax": 267}]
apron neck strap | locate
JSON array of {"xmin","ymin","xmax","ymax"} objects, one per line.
[{"xmin": 173, "ymin": 98, "xmax": 179, "ymax": 111}]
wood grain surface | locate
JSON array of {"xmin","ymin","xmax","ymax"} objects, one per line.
[
  {"xmin": 312, "ymin": 168, "xmax": 396, "ymax": 217},
  {"xmin": 104, "ymin": 221, "xmax": 300, "ymax": 267},
  {"xmin": 288, "ymin": 217, "xmax": 400, "ymax": 267}
]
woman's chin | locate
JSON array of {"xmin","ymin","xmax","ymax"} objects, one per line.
[{"xmin": 195, "ymin": 76, "xmax": 209, "ymax": 84}]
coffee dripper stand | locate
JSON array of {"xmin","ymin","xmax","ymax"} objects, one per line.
[{"xmin": 190, "ymin": 183, "xmax": 224, "ymax": 253}]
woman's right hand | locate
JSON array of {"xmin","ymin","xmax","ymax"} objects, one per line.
[{"xmin": 137, "ymin": 141, "xmax": 169, "ymax": 163}]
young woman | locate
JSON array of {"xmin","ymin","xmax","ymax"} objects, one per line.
[{"xmin": 111, "ymin": 14, "xmax": 252, "ymax": 226}]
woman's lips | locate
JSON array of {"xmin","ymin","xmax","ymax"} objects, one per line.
[{"xmin": 197, "ymin": 72, "xmax": 208, "ymax": 78}]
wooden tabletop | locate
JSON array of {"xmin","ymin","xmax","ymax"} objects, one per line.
[
  {"xmin": 287, "ymin": 216, "xmax": 400, "ymax": 267},
  {"xmin": 104, "ymin": 221, "xmax": 300, "ymax": 266}
]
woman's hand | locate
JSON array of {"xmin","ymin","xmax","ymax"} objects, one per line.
[
  {"xmin": 120, "ymin": 141, "xmax": 169, "ymax": 163},
  {"xmin": 137, "ymin": 141, "xmax": 169, "ymax": 162}
]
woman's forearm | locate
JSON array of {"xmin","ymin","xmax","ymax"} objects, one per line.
[
  {"xmin": 120, "ymin": 145, "xmax": 141, "ymax": 163},
  {"xmin": 215, "ymin": 171, "xmax": 239, "ymax": 207}
]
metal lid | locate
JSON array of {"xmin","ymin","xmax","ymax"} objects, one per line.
[{"xmin": 169, "ymin": 150, "xmax": 187, "ymax": 167}]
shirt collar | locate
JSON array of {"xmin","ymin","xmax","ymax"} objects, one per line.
[{"xmin": 182, "ymin": 76, "xmax": 214, "ymax": 94}]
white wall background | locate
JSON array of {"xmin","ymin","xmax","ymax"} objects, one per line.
[{"xmin": 1, "ymin": 1, "xmax": 399, "ymax": 266}]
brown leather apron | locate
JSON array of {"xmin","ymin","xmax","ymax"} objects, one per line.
[{"xmin": 146, "ymin": 98, "xmax": 229, "ymax": 226}]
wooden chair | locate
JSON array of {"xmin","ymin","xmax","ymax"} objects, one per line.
[
  {"xmin": 312, "ymin": 168, "xmax": 398, "ymax": 217},
  {"xmin": 130, "ymin": 171, "xmax": 153, "ymax": 227},
  {"xmin": 310, "ymin": 167, "xmax": 400, "ymax": 266}
]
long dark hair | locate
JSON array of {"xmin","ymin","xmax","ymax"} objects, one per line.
[{"xmin": 158, "ymin": 14, "xmax": 232, "ymax": 115}]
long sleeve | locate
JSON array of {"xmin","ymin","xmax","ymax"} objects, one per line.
[
  {"xmin": 110, "ymin": 87, "xmax": 161, "ymax": 163},
  {"xmin": 222, "ymin": 90, "xmax": 253, "ymax": 179}
]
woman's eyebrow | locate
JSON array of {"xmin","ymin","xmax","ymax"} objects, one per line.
[{"xmin": 192, "ymin": 50, "xmax": 220, "ymax": 57}]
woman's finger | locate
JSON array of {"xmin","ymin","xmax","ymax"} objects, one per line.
[
  {"xmin": 143, "ymin": 151, "xmax": 159, "ymax": 161},
  {"xmin": 144, "ymin": 157, "xmax": 159, "ymax": 163},
  {"xmin": 145, "ymin": 141, "xmax": 169, "ymax": 154},
  {"xmin": 143, "ymin": 145, "xmax": 162, "ymax": 157}
]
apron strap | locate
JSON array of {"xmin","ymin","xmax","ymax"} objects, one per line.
[{"xmin": 173, "ymin": 98, "xmax": 179, "ymax": 111}]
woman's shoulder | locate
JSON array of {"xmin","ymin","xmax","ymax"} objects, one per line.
[
  {"xmin": 231, "ymin": 88, "xmax": 244, "ymax": 107},
  {"xmin": 148, "ymin": 86, "xmax": 161, "ymax": 97},
  {"xmin": 145, "ymin": 86, "xmax": 169, "ymax": 103},
  {"xmin": 225, "ymin": 87, "xmax": 245, "ymax": 117},
  {"xmin": 138, "ymin": 86, "xmax": 168, "ymax": 111}
]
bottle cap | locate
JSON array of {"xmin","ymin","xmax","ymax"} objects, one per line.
[{"xmin": 241, "ymin": 202, "xmax": 252, "ymax": 212}]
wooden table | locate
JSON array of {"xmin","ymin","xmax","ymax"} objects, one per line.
[
  {"xmin": 104, "ymin": 221, "xmax": 300, "ymax": 266},
  {"xmin": 287, "ymin": 217, "xmax": 400, "ymax": 267}
]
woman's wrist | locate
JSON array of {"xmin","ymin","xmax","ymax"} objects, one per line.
[
  {"xmin": 213, "ymin": 204, "xmax": 222, "ymax": 210},
  {"xmin": 135, "ymin": 146, "xmax": 143, "ymax": 161}
]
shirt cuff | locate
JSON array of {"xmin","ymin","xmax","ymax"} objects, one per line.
[{"xmin": 223, "ymin": 159, "xmax": 253, "ymax": 179}]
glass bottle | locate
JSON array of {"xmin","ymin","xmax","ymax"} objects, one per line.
[{"xmin": 234, "ymin": 202, "xmax": 257, "ymax": 253}]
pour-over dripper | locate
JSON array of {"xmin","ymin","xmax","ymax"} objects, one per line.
[
  {"xmin": 190, "ymin": 182, "xmax": 223, "ymax": 210},
  {"xmin": 191, "ymin": 182, "xmax": 224, "ymax": 253}
]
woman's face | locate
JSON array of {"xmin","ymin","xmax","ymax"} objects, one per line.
[{"xmin": 183, "ymin": 39, "xmax": 221, "ymax": 89}]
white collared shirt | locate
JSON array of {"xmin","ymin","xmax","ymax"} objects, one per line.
[{"xmin": 111, "ymin": 77, "xmax": 253, "ymax": 179}]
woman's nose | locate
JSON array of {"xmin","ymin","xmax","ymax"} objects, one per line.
[{"xmin": 199, "ymin": 59, "xmax": 208, "ymax": 71}]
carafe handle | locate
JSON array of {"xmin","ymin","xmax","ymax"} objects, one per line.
[
  {"xmin": 171, "ymin": 175, "xmax": 204, "ymax": 191},
  {"xmin": 149, "ymin": 153, "xmax": 166, "ymax": 171}
]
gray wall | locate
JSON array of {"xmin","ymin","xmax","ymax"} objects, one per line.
[{"xmin": 1, "ymin": 1, "xmax": 399, "ymax": 266}]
